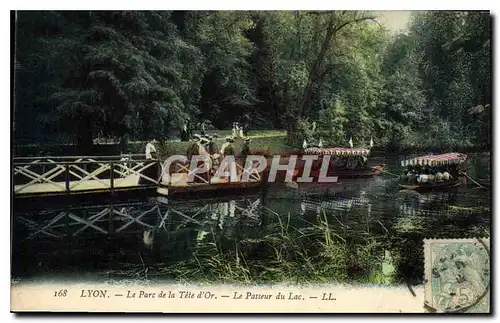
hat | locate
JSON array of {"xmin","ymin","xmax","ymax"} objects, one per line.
[
  {"xmin": 193, "ymin": 134, "xmax": 201, "ymax": 141},
  {"xmin": 212, "ymin": 133, "xmax": 219, "ymax": 138},
  {"xmin": 200, "ymin": 137, "xmax": 210, "ymax": 143},
  {"xmin": 244, "ymin": 138, "xmax": 251, "ymax": 142}
]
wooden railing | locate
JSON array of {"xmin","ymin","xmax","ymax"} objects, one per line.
[{"xmin": 13, "ymin": 155, "xmax": 162, "ymax": 196}]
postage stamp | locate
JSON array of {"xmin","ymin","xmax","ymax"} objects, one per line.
[{"xmin": 423, "ymin": 238, "xmax": 490, "ymax": 313}]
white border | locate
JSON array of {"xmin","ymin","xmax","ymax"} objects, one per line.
[{"xmin": 2, "ymin": 1, "xmax": 498, "ymax": 322}]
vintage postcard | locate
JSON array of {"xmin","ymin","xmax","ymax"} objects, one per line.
[{"xmin": 10, "ymin": 7, "xmax": 492, "ymax": 314}]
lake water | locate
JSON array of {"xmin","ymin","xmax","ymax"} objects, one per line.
[{"xmin": 11, "ymin": 153, "xmax": 491, "ymax": 286}]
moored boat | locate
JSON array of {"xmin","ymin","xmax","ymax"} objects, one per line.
[
  {"xmin": 156, "ymin": 158, "xmax": 265, "ymax": 198},
  {"xmin": 398, "ymin": 152, "xmax": 467, "ymax": 192},
  {"xmin": 293, "ymin": 147, "xmax": 386, "ymax": 181}
]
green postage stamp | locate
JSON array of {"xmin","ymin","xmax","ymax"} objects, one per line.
[{"xmin": 424, "ymin": 238, "xmax": 490, "ymax": 313}]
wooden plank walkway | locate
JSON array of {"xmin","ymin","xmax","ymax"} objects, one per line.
[{"xmin": 14, "ymin": 174, "xmax": 143, "ymax": 195}]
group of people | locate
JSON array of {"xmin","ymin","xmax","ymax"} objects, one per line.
[
  {"xmin": 331, "ymin": 156, "xmax": 368, "ymax": 169},
  {"xmin": 180, "ymin": 120, "xmax": 249, "ymax": 142},
  {"xmin": 403, "ymin": 165, "xmax": 458, "ymax": 185},
  {"xmin": 185, "ymin": 134, "xmax": 252, "ymax": 183},
  {"xmin": 232, "ymin": 122, "xmax": 248, "ymax": 139}
]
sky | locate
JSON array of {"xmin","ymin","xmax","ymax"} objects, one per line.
[{"xmin": 376, "ymin": 10, "xmax": 413, "ymax": 32}]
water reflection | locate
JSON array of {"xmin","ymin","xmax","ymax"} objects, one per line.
[{"xmin": 11, "ymin": 154, "xmax": 491, "ymax": 285}]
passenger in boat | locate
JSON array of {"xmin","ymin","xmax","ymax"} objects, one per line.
[
  {"xmin": 334, "ymin": 157, "xmax": 348, "ymax": 169},
  {"xmin": 221, "ymin": 136, "xmax": 235, "ymax": 156},
  {"xmin": 356, "ymin": 156, "xmax": 368, "ymax": 168},
  {"xmin": 238, "ymin": 138, "xmax": 252, "ymax": 177},
  {"xmin": 186, "ymin": 134, "xmax": 202, "ymax": 161},
  {"xmin": 219, "ymin": 137, "xmax": 236, "ymax": 182},
  {"xmin": 138, "ymin": 139, "xmax": 160, "ymax": 185},
  {"xmin": 207, "ymin": 135, "xmax": 219, "ymax": 155},
  {"xmin": 242, "ymin": 138, "xmax": 251, "ymax": 157},
  {"xmin": 201, "ymin": 135, "xmax": 210, "ymax": 151},
  {"xmin": 186, "ymin": 134, "xmax": 211, "ymax": 183},
  {"xmin": 347, "ymin": 157, "xmax": 358, "ymax": 169},
  {"xmin": 405, "ymin": 166, "xmax": 418, "ymax": 184},
  {"xmin": 449, "ymin": 164, "xmax": 459, "ymax": 179},
  {"xmin": 208, "ymin": 135, "xmax": 221, "ymax": 175}
]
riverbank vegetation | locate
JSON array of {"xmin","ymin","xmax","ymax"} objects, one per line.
[
  {"xmin": 15, "ymin": 11, "xmax": 490, "ymax": 153},
  {"xmin": 97, "ymin": 196, "xmax": 489, "ymax": 285}
]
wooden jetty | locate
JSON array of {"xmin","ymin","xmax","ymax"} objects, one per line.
[
  {"xmin": 12, "ymin": 154, "xmax": 265, "ymax": 199},
  {"xmin": 13, "ymin": 155, "xmax": 161, "ymax": 198}
]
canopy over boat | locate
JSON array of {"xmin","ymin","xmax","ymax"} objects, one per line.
[
  {"xmin": 304, "ymin": 147, "xmax": 370, "ymax": 156},
  {"xmin": 401, "ymin": 153, "xmax": 467, "ymax": 167}
]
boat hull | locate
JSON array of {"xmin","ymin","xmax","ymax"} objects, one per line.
[
  {"xmin": 157, "ymin": 180, "xmax": 264, "ymax": 198},
  {"xmin": 398, "ymin": 181, "xmax": 462, "ymax": 192},
  {"xmin": 292, "ymin": 163, "xmax": 386, "ymax": 181}
]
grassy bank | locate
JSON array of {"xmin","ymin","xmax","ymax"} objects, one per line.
[{"xmin": 13, "ymin": 129, "xmax": 490, "ymax": 157}]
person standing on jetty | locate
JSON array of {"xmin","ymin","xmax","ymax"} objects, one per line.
[{"xmin": 138, "ymin": 139, "xmax": 160, "ymax": 185}]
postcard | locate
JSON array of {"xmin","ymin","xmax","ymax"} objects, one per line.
[{"xmin": 10, "ymin": 8, "xmax": 491, "ymax": 314}]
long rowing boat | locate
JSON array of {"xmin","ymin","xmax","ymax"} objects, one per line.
[
  {"xmin": 398, "ymin": 180, "xmax": 462, "ymax": 192},
  {"xmin": 156, "ymin": 159, "xmax": 265, "ymax": 198},
  {"xmin": 292, "ymin": 147, "xmax": 386, "ymax": 181},
  {"xmin": 398, "ymin": 152, "xmax": 467, "ymax": 192}
]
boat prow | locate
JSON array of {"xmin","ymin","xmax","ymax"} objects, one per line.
[{"xmin": 372, "ymin": 164, "xmax": 387, "ymax": 174}]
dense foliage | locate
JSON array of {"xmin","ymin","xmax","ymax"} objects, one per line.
[{"xmin": 14, "ymin": 10, "xmax": 491, "ymax": 151}]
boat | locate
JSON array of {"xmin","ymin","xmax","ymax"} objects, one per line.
[
  {"xmin": 398, "ymin": 152, "xmax": 467, "ymax": 192},
  {"xmin": 156, "ymin": 159, "xmax": 265, "ymax": 198},
  {"xmin": 292, "ymin": 147, "xmax": 386, "ymax": 181}
]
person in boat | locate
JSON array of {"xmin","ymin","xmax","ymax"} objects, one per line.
[
  {"xmin": 241, "ymin": 138, "xmax": 251, "ymax": 157},
  {"xmin": 238, "ymin": 138, "xmax": 252, "ymax": 177},
  {"xmin": 207, "ymin": 134, "xmax": 221, "ymax": 176},
  {"xmin": 404, "ymin": 166, "xmax": 418, "ymax": 184},
  {"xmin": 186, "ymin": 134, "xmax": 211, "ymax": 183},
  {"xmin": 221, "ymin": 136, "xmax": 235, "ymax": 156},
  {"xmin": 219, "ymin": 137, "xmax": 237, "ymax": 181},
  {"xmin": 186, "ymin": 134, "xmax": 202, "ymax": 161},
  {"xmin": 138, "ymin": 139, "xmax": 160, "ymax": 185},
  {"xmin": 449, "ymin": 164, "xmax": 459, "ymax": 179},
  {"xmin": 355, "ymin": 156, "xmax": 368, "ymax": 168},
  {"xmin": 201, "ymin": 135, "xmax": 210, "ymax": 151},
  {"xmin": 207, "ymin": 135, "xmax": 220, "ymax": 155}
]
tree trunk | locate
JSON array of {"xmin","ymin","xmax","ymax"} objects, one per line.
[
  {"xmin": 77, "ymin": 117, "xmax": 93, "ymax": 155},
  {"xmin": 286, "ymin": 119, "xmax": 300, "ymax": 146}
]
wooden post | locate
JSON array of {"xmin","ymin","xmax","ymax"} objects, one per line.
[
  {"xmin": 109, "ymin": 203, "xmax": 114, "ymax": 236},
  {"xmin": 110, "ymin": 162, "xmax": 114, "ymax": 191},
  {"xmin": 65, "ymin": 164, "xmax": 70, "ymax": 192}
]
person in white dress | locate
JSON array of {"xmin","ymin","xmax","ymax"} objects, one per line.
[{"xmin": 139, "ymin": 139, "xmax": 160, "ymax": 185}]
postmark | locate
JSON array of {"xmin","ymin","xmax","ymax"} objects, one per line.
[{"xmin": 424, "ymin": 238, "xmax": 490, "ymax": 313}]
